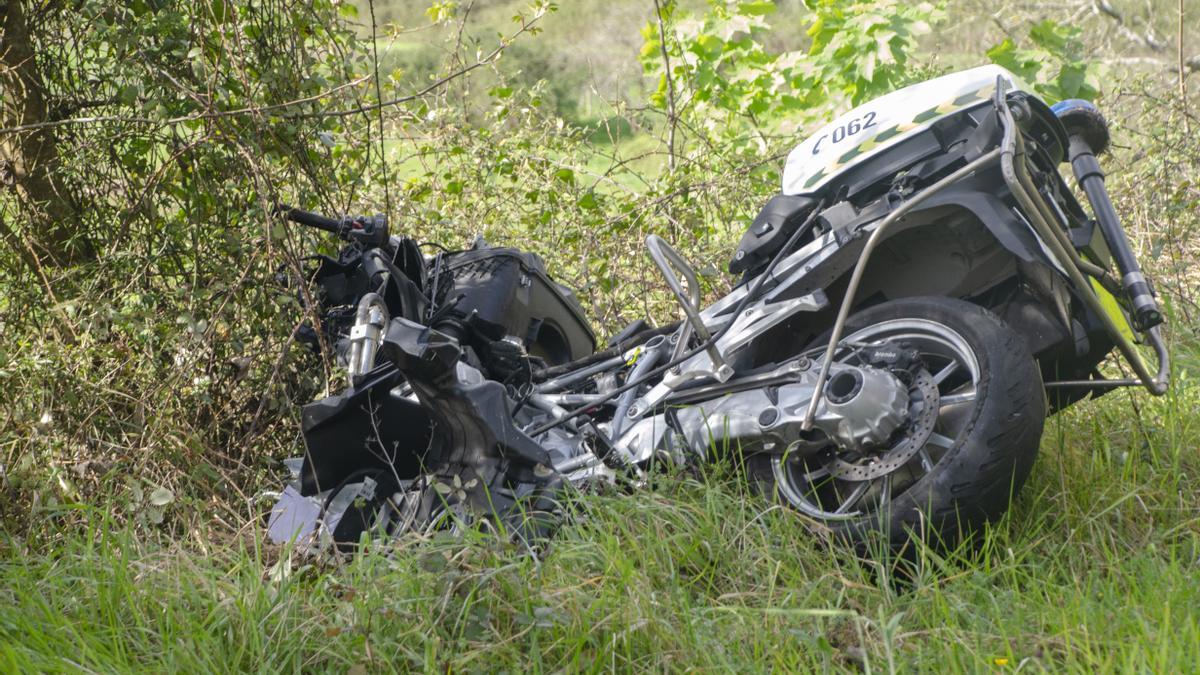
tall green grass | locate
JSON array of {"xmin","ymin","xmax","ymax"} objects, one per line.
[{"xmin": 3, "ymin": 349, "xmax": 1197, "ymax": 672}]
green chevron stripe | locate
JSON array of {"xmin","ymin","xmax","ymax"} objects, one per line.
[
  {"xmin": 912, "ymin": 106, "xmax": 942, "ymax": 124},
  {"xmin": 837, "ymin": 145, "xmax": 864, "ymax": 165},
  {"xmin": 952, "ymin": 91, "xmax": 981, "ymax": 106},
  {"xmin": 873, "ymin": 125, "xmax": 904, "ymax": 143}
]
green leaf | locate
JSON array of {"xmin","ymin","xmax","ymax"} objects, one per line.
[
  {"xmin": 118, "ymin": 84, "xmax": 139, "ymax": 106},
  {"xmin": 209, "ymin": 0, "xmax": 231, "ymax": 23},
  {"xmin": 1058, "ymin": 64, "xmax": 1086, "ymax": 99},
  {"xmin": 426, "ymin": 1, "xmax": 458, "ymax": 24},
  {"xmin": 145, "ymin": 505, "xmax": 165, "ymax": 525},
  {"xmin": 861, "ymin": 50, "xmax": 876, "ymax": 82},
  {"xmin": 1029, "ymin": 19, "xmax": 1072, "ymax": 52},
  {"xmin": 737, "ymin": 2, "xmax": 775, "ymax": 17},
  {"xmin": 693, "ymin": 34, "xmax": 724, "ymax": 59},
  {"xmin": 149, "ymin": 487, "xmax": 174, "ymax": 507},
  {"xmin": 988, "ymin": 18, "xmax": 1099, "ymax": 102}
]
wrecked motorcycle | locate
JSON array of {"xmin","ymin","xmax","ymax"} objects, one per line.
[{"xmin": 267, "ymin": 65, "xmax": 1169, "ymax": 553}]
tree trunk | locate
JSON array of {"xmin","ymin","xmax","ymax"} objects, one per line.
[{"xmin": 0, "ymin": 0, "xmax": 92, "ymax": 264}]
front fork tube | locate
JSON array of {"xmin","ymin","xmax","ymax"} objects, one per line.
[
  {"xmin": 998, "ymin": 93, "xmax": 1168, "ymax": 394},
  {"xmin": 1065, "ymin": 136, "xmax": 1163, "ymax": 330}
]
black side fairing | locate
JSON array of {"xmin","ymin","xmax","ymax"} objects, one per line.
[
  {"xmin": 298, "ymin": 364, "xmax": 432, "ymax": 495},
  {"xmin": 441, "ymin": 247, "xmax": 596, "ymax": 364}
]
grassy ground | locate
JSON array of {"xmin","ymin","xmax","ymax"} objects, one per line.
[
  {"xmin": 2, "ymin": 349, "xmax": 1198, "ymax": 672},
  {"xmin": 3, "ymin": 2, "xmax": 1198, "ymax": 672}
]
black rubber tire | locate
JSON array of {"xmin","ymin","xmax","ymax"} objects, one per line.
[{"xmin": 747, "ymin": 296, "xmax": 1046, "ymax": 553}]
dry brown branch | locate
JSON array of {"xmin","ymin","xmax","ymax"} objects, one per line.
[{"xmin": 1091, "ymin": 0, "xmax": 1168, "ymax": 52}]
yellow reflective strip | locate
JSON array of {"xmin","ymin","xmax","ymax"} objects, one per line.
[
  {"xmin": 626, "ymin": 346, "xmax": 642, "ymax": 366},
  {"xmin": 1090, "ymin": 278, "xmax": 1144, "ymax": 366}
]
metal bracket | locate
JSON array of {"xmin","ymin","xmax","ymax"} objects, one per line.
[{"xmin": 645, "ymin": 234, "xmax": 733, "ymax": 382}]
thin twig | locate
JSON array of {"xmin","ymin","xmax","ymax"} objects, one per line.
[
  {"xmin": 1180, "ymin": 0, "xmax": 1190, "ymax": 133},
  {"xmin": 0, "ymin": 76, "xmax": 371, "ymax": 135},
  {"xmin": 653, "ymin": 0, "xmax": 678, "ymax": 173},
  {"xmin": 368, "ymin": 0, "xmax": 392, "ymax": 219},
  {"xmin": 300, "ymin": 8, "xmax": 543, "ymax": 120},
  {"xmin": 0, "ymin": 8, "xmax": 545, "ymax": 135}
]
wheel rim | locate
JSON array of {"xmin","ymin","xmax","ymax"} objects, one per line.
[{"xmin": 771, "ymin": 318, "xmax": 981, "ymax": 521}]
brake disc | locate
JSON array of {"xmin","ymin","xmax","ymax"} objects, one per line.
[{"xmin": 822, "ymin": 368, "xmax": 940, "ymax": 481}]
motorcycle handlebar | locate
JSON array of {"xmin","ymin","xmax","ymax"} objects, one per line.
[
  {"xmin": 275, "ymin": 203, "xmax": 390, "ymax": 248},
  {"xmin": 276, "ymin": 204, "xmax": 343, "ymax": 235}
]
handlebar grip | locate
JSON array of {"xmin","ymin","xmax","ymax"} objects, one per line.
[{"xmin": 276, "ymin": 204, "xmax": 342, "ymax": 234}]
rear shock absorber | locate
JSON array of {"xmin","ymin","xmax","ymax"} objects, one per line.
[{"xmin": 1052, "ymin": 99, "xmax": 1163, "ymax": 331}]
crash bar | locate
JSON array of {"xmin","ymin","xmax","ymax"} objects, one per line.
[
  {"xmin": 800, "ymin": 148, "xmax": 1005, "ymax": 429},
  {"xmin": 803, "ymin": 80, "xmax": 1167, "ymax": 432},
  {"xmin": 646, "ymin": 234, "xmax": 733, "ymax": 382}
]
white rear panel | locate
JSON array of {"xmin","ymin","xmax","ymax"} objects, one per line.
[{"xmin": 782, "ymin": 65, "xmax": 1028, "ymax": 195}]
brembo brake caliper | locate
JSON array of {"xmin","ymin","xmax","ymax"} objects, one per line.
[{"xmin": 855, "ymin": 342, "xmax": 922, "ymax": 383}]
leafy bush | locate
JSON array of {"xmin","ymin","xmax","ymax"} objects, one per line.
[
  {"xmin": 987, "ymin": 20, "xmax": 1102, "ymax": 102},
  {"xmin": 0, "ymin": 0, "xmax": 383, "ymax": 531},
  {"xmin": 639, "ymin": 0, "xmax": 944, "ymax": 154}
]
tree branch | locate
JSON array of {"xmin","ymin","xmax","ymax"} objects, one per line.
[
  {"xmin": 653, "ymin": 0, "xmax": 677, "ymax": 173},
  {"xmin": 0, "ymin": 9, "xmax": 546, "ymax": 135}
]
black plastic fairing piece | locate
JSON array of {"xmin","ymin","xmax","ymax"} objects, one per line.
[
  {"xmin": 379, "ymin": 317, "xmax": 554, "ymax": 472},
  {"xmin": 607, "ymin": 319, "xmax": 651, "ymax": 348},
  {"xmin": 729, "ymin": 194, "xmax": 819, "ymax": 275},
  {"xmin": 298, "ymin": 364, "xmax": 433, "ymax": 496},
  {"xmin": 441, "ymin": 247, "xmax": 595, "ymax": 364},
  {"xmin": 1009, "ymin": 91, "xmax": 1068, "ymax": 165},
  {"xmin": 362, "ymin": 248, "xmax": 427, "ymax": 322},
  {"xmin": 296, "ymin": 236, "xmax": 431, "ymax": 361}
]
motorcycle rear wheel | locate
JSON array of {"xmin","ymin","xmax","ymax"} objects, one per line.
[{"xmin": 747, "ymin": 296, "xmax": 1046, "ymax": 553}]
